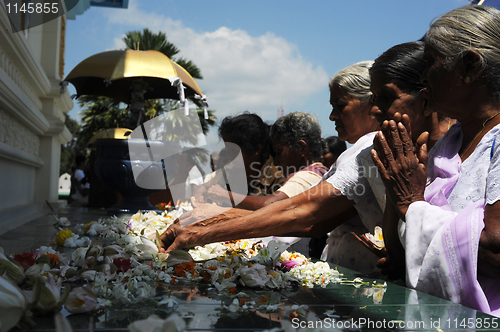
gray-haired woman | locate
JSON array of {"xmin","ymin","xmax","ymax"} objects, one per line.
[{"xmin": 372, "ymin": 5, "xmax": 500, "ymax": 316}]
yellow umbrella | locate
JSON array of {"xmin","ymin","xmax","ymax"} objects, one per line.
[
  {"xmin": 88, "ymin": 128, "xmax": 133, "ymax": 145},
  {"xmin": 64, "ymin": 50, "xmax": 203, "ymax": 104}
]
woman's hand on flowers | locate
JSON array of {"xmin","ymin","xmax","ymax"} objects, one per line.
[
  {"xmin": 371, "ymin": 116, "xmax": 429, "ymax": 219},
  {"xmin": 178, "ymin": 198, "xmax": 230, "ymax": 226},
  {"xmin": 159, "ymin": 220, "xmax": 198, "ymax": 252},
  {"xmin": 160, "ymin": 207, "xmax": 253, "ymax": 252}
]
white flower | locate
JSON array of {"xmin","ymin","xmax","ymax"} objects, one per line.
[
  {"xmin": 135, "ymin": 281, "xmax": 155, "ymax": 299},
  {"xmin": 158, "ymin": 297, "xmax": 178, "ymax": 308},
  {"xmin": 36, "ymin": 247, "xmax": 69, "ymax": 265},
  {"xmin": 288, "ymin": 261, "xmax": 341, "ymax": 288},
  {"xmin": 128, "ymin": 314, "xmax": 186, "ymax": 332},
  {"xmin": 57, "ymin": 266, "xmax": 77, "ymax": 280},
  {"xmin": 227, "ymin": 298, "xmax": 239, "ymax": 312},
  {"xmin": 95, "ymin": 263, "xmax": 117, "ymax": 281},
  {"xmin": 79, "ymin": 270, "xmax": 97, "ymax": 282},
  {"xmin": 65, "ymin": 286, "xmax": 97, "ymax": 314},
  {"xmin": 265, "ymin": 270, "xmax": 289, "ymax": 289},
  {"xmin": 0, "ymin": 248, "xmax": 25, "ymax": 285},
  {"xmin": 365, "ymin": 226, "xmax": 385, "ymax": 250},
  {"xmin": 64, "ymin": 234, "xmax": 80, "ymax": 248},
  {"xmin": 251, "ymin": 240, "xmax": 289, "ymax": 266},
  {"xmin": 0, "ymin": 275, "xmax": 28, "ymax": 332},
  {"xmin": 216, "ymin": 280, "xmax": 236, "ymax": 292},
  {"xmin": 25, "ymin": 263, "xmax": 51, "ymax": 278},
  {"xmin": 372, "ymin": 288, "xmax": 386, "ymax": 304},
  {"xmin": 166, "ymin": 250, "xmax": 193, "ymax": 267},
  {"xmin": 36, "ymin": 246, "xmax": 57, "ymax": 257},
  {"xmin": 86, "ymin": 223, "xmax": 104, "ymax": 236},
  {"xmin": 75, "ymin": 237, "xmax": 91, "ymax": 247},
  {"xmin": 237, "ymin": 264, "xmax": 267, "ymax": 288},
  {"xmin": 131, "ymin": 264, "xmax": 154, "ymax": 278},
  {"xmin": 135, "ymin": 237, "xmax": 158, "ymax": 261},
  {"xmin": 362, "ymin": 284, "xmax": 387, "ymax": 305},
  {"xmin": 140, "ymin": 227, "xmax": 157, "ymax": 241},
  {"xmin": 71, "ymin": 248, "xmax": 88, "ymax": 267},
  {"xmin": 57, "ymin": 217, "xmax": 71, "ymax": 227},
  {"xmin": 103, "ymin": 245, "xmax": 128, "ymax": 262},
  {"xmin": 32, "ymin": 274, "xmax": 70, "ymax": 315}
]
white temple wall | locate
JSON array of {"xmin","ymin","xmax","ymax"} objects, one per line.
[{"xmin": 0, "ymin": 6, "xmax": 72, "ymax": 234}]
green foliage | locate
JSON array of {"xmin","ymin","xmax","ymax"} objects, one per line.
[{"xmin": 123, "ymin": 28, "xmax": 180, "ymax": 59}]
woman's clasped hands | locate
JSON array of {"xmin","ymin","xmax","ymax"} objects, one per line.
[{"xmin": 371, "ymin": 113, "xmax": 429, "ymax": 219}]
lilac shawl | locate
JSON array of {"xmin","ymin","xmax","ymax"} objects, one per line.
[{"xmin": 404, "ymin": 124, "xmax": 500, "ymax": 316}]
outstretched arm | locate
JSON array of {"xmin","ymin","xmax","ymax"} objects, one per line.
[
  {"xmin": 280, "ymin": 206, "xmax": 358, "ymax": 238},
  {"xmin": 205, "ymin": 184, "xmax": 290, "ymax": 209},
  {"xmin": 160, "ymin": 181, "xmax": 354, "ymax": 252}
]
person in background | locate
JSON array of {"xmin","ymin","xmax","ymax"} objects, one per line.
[
  {"xmin": 322, "ymin": 136, "xmax": 347, "ymax": 169},
  {"xmin": 204, "ymin": 111, "xmax": 327, "ymax": 210},
  {"xmin": 203, "ymin": 148, "xmax": 230, "ymax": 184},
  {"xmin": 193, "ymin": 113, "xmax": 285, "ymax": 200},
  {"xmin": 70, "ymin": 155, "xmax": 89, "ymax": 204},
  {"xmin": 185, "ymin": 154, "xmax": 205, "ymax": 200}
]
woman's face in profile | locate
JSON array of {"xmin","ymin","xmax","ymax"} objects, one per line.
[
  {"xmin": 329, "ymin": 85, "xmax": 377, "ymax": 144},
  {"xmin": 222, "ymin": 135, "xmax": 262, "ymax": 174},
  {"xmin": 370, "ymin": 71, "xmax": 426, "ymax": 142},
  {"xmin": 421, "ymin": 47, "xmax": 459, "ymax": 117},
  {"xmin": 271, "ymin": 137, "xmax": 302, "ymax": 177}
]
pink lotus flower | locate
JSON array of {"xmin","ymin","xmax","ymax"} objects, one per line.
[{"xmin": 279, "ymin": 260, "xmax": 300, "ymax": 272}]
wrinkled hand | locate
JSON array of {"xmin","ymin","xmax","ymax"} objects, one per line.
[
  {"xmin": 206, "ymin": 184, "xmax": 233, "ymax": 206},
  {"xmin": 178, "ymin": 197, "xmax": 230, "ymax": 226},
  {"xmin": 160, "ymin": 206, "xmax": 253, "ymax": 252},
  {"xmin": 371, "ymin": 117, "xmax": 428, "ymax": 219},
  {"xmin": 159, "ymin": 220, "xmax": 199, "ymax": 252}
]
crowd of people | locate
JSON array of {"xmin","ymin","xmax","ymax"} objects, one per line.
[{"xmin": 157, "ymin": 5, "xmax": 500, "ymax": 317}]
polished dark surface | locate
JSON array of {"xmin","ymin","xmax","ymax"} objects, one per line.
[{"xmin": 1, "ymin": 205, "xmax": 497, "ymax": 331}]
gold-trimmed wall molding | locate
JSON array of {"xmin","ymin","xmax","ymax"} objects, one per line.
[
  {"xmin": 0, "ymin": 4, "xmax": 51, "ymax": 96},
  {"xmin": 0, "ymin": 109, "xmax": 41, "ymax": 158}
]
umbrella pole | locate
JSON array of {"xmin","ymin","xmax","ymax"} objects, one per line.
[{"xmin": 129, "ymin": 79, "xmax": 149, "ymax": 128}]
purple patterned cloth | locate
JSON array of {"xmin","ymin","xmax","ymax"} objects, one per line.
[{"xmin": 404, "ymin": 124, "xmax": 500, "ymax": 316}]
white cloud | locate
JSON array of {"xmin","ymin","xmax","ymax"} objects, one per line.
[{"xmin": 106, "ymin": 1, "xmax": 329, "ymax": 124}]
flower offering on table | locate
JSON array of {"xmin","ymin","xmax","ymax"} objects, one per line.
[{"xmin": 0, "ymin": 204, "xmax": 389, "ymax": 331}]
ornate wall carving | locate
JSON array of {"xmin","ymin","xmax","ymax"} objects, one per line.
[
  {"xmin": 0, "ymin": 109, "xmax": 40, "ymax": 157},
  {"xmin": 0, "ymin": 50, "xmax": 43, "ymax": 110}
]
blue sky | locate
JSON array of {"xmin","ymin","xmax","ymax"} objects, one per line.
[{"xmin": 64, "ymin": 0, "xmax": 469, "ymax": 147}]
